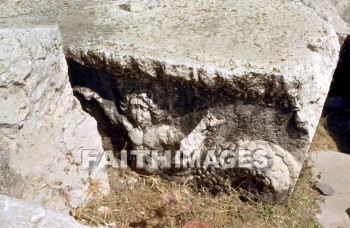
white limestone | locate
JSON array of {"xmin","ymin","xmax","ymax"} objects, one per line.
[
  {"xmin": 0, "ymin": 27, "xmax": 109, "ymax": 211},
  {"xmin": 0, "ymin": 0, "xmax": 342, "ymax": 201},
  {"xmin": 0, "ymin": 194, "xmax": 86, "ymax": 228}
]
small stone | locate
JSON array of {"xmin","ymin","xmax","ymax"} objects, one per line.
[
  {"xmin": 127, "ymin": 177, "xmax": 138, "ymax": 185},
  {"xmin": 19, "ymin": 102, "xmax": 27, "ymax": 110},
  {"xmin": 30, "ymin": 209, "xmax": 46, "ymax": 224},
  {"xmin": 116, "ymin": 183, "xmax": 126, "ymax": 190},
  {"xmin": 246, "ymin": 141, "xmax": 256, "ymax": 151},
  {"xmin": 97, "ymin": 206, "xmax": 112, "ymax": 216},
  {"xmin": 316, "ymin": 183, "xmax": 335, "ymax": 196},
  {"xmin": 115, "ymin": 179, "xmax": 126, "ymax": 190},
  {"xmin": 183, "ymin": 219, "xmax": 210, "ymax": 228},
  {"xmin": 183, "ymin": 205, "xmax": 191, "ymax": 214}
]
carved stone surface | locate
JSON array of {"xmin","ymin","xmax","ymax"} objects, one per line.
[
  {"xmin": 0, "ymin": 27, "xmax": 109, "ymax": 211},
  {"xmin": 0, "ymin": 0, "xmax": 341, "ymax": 201}
]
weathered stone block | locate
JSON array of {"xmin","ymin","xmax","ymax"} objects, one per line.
[
  {"xmin": 0, "ymin": 194, "xmax": 85, "ymax": 227},
  {"xmin": 0, "ymin": 0, "xmax": 341, "ymax": 201},
  {"xmin": 0, "ymin": 27, "xmax": 109, "ymax": 211},
  {"xmin": 297, "ymin": 0, "xmax": 350, "ymax": 42}
]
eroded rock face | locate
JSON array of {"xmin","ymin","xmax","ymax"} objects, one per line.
[
  {"xmin": 0, "ymin": 27, "xmax": 109, "ymax": 211},
  {"xmin": 0, "ymin": 0, "xmax": 341, "ymax": 202},
  {"xmin": 0, "ymin": 194, "xmax": 86, "ymax": 228},
  {"xmin": 297, "ymin": 0, "xmax": 350, "ymax": 41}
]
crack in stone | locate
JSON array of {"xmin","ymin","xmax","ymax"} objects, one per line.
[{"xmin": 297, "ymin": 0, "xmax": 329, "ymax": 23}]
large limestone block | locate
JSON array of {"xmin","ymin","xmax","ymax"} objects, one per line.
[
  {"xmin": 0, "ymin": 27, "xmax": 109, "ymax": 211},
  {"xmin": 297, "ymin": 0, "xmax": 350, "ymax": 41},
  {"xmin": 0, "ymin": 0, "xmax": 341, "ymax": 201},
  {"xmin": 0, "ymin": 194, "xmax": 86, "ymax": 228}
]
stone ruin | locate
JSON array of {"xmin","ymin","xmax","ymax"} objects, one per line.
[{"xmin": 0, "ymin": 0, "xmax": 349, "ymax": 223}]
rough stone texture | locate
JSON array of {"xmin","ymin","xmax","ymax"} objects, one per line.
[
  {"xmin": 298, "ymin": 0, "xmax": 350, "ymax": 42},
  {"xmin": 0, "ymin": 151, "xmax": 24, "ymax": 198},
  {"xmin": 0, "ymin": 0, "xmax": 341, "ymax": 201},
  {"xmin": 0, "ymin": 27, "xmax": 109, "ymax": 211},
  {"xmin": 311, "ymin": 151, "xmax": 350, "ymax": 228},
  {"xmin": 316, "ymin": 183, "xmax": 335, "ymax": 196},
  {"xmin": 0, "ymin": 194, "xmax": 86, "ymax": 228}
]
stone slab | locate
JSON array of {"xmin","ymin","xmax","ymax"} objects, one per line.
[{"xmin": 311, "ymin": 150, "xmax": 350, "ymax": 228}]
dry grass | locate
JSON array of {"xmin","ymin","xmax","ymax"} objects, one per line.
[
  {"xmin": 309, "ymin": 118, "xmax": 338, "ymax": 152},
  {"xmin": 70, "ymin": 161, "xmax": 321, "ymax": 227},
  {"xmin": 69, "ymin": 119, "xmax": 340, "ymax": 227}
]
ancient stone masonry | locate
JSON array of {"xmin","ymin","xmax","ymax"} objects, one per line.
[
  {"xmin": 0, "ymin": 27, "xmax": 109, "ymax": 211},
  {"xmin": 0, "ymin": 0, "xmax": 342, "ymax": 203},
  {"xmin": 68, "ymin": 59, "xmax": 304, "ymax": 202}
]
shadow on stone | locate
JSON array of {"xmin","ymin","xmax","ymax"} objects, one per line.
[
  {"xmin": 66, "ymin": 56, "xmax": 305, "ymax": 202},
  {"xmin": 346, "ymin": 207, "xmax": 350, "ymax": 218},
  {"xmin": 323, "ymin": 35, "xmax": 350, "ymax": 153},
  {"xmin": 0, "ymin": 150, "xmax": 24, "ymax": 198}
]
